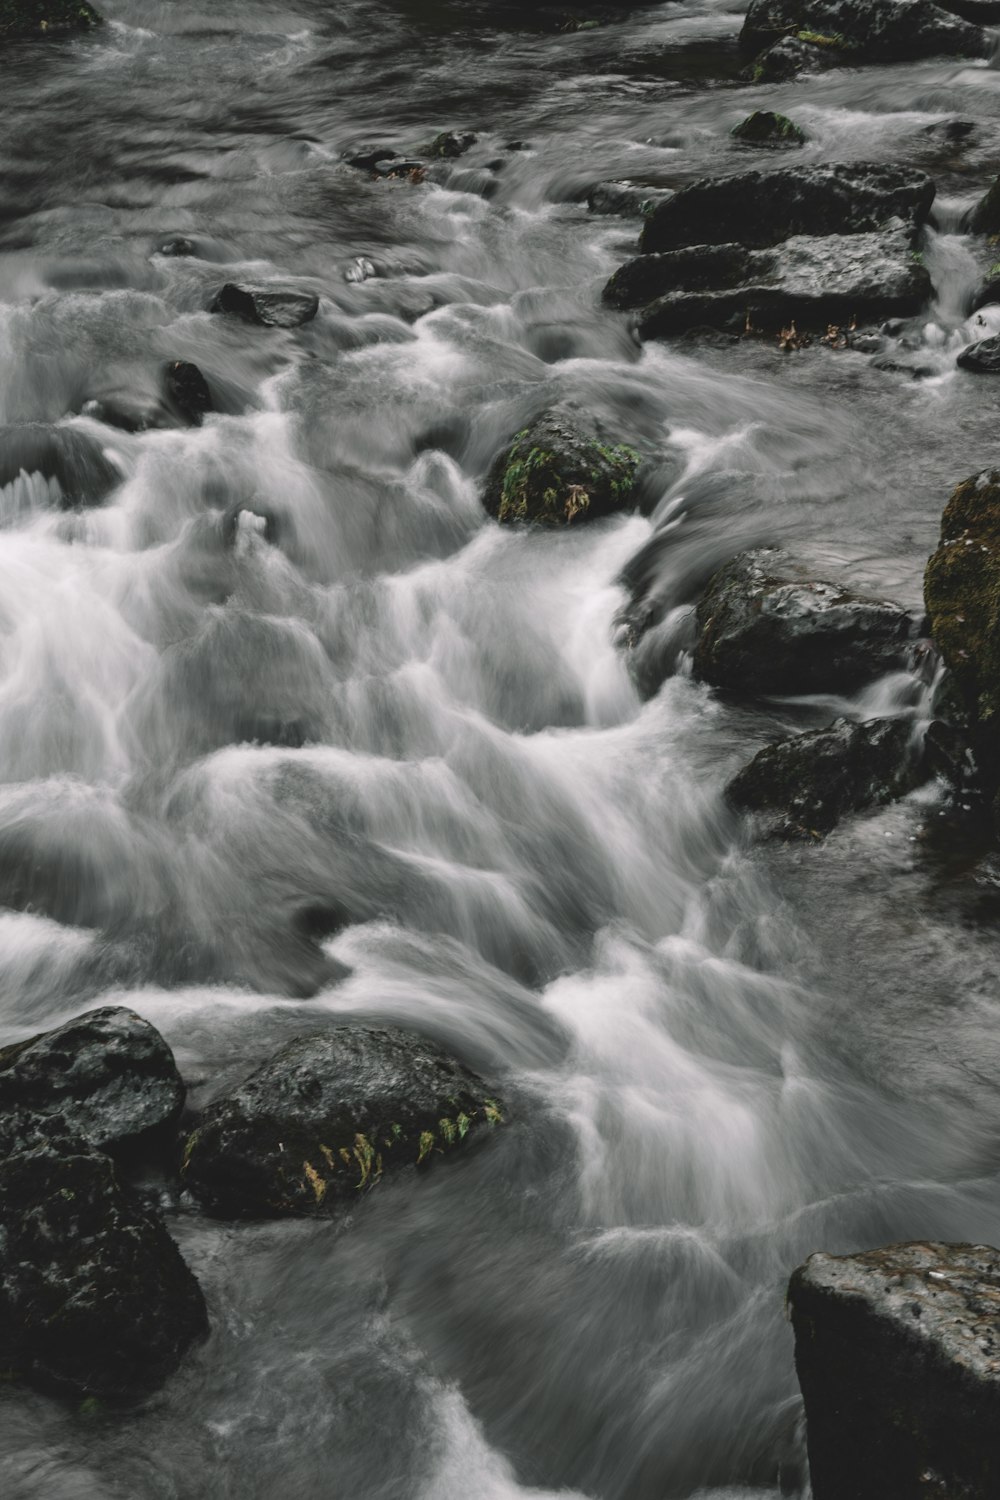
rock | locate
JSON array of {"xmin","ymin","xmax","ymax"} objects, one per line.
[
  {"xmin": 727, "ymin": 716, "xmax": 921, "ymax": 837},
  {"xmin": 372, "ymin": 157, "xmax": 426, "ymax": 180},
  {"xmin": 425, "ymin": 130, "xmax": 477, "ymax": 159},
  {"xmin": 924, "ymin": 470, "xmax": 1000, "ymax": 781},
  {"xmin": 789, "ymin": 1241, "xmax": 1000, "ymax": 1500},
  {"xmin": 209, "ymin": 282, "xmax": 319, "ymax": 328},
  {"xmin": 481, "ymin": 408, "xmax": 640, "ymax": 527},
  {"xmin": 587, "ymin": 180, "xmax": 675, "ymax": 217},
  {"xmin": 343, "ymin": 143, "xmax": 397, "ymax": 171},
  {"xmin": 0, "ymin": 1007, "xmax": 184, "ymax": 1156},
  {"xmin": 741, "ymin": 0, "xmax": 991, "ymax": 62},
  {"xmin": 639, "ymin": 163, "xmax": 935, "ymax": 254},
  {"xmin": 154, "ymin": 235, "xmax": 196, "ymax": 257},
  {"xmin": 181, "ymin": 1025, "xmax": 504, "ymax": 1218},
  {"xmin": 731, "ymin": 111, "xmax": 807, "ymax": 147},
  {"xmin": 630, "ymin": 227, "xmax": 932, "ymax": 338},
  {"xmin": 605, "ymin": 243, "xmax": 754, "ymax": 309},
  {"xmin": 80, "ymin": 393, "xmax": 163, "ymax": 433},
  {"xmin": 957, "ymin": 335, "xmax": 1000, "ymax": 372},
  {"xmin": 0, "ymin": 1135, "xmax": 207, "ymax": 1399},
  {"xmin": 0, "ymin": 0, "xmax": 102, "ymax": 43},
  {"xmin": 163, "ymin": 359, "xmax": 213, "ymax": 425},
  {"xmin": 0, "ymin": 423, "xmax": 122, "ymax": 510},
  {"xmin": 694, "ymin": 549, "xmax": 916, "ymax": 697},
  {"xmin": 750, "ymin": 34, "xmax": 831, "ymax": 78},
  {"xmin": 968, "ymin": 175, "xmax": 1000, "ymax": 235}
]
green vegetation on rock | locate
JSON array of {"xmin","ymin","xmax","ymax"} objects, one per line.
[
  {"xmin": 484, "ymin": 410, "xmax": 640, "ymax": 527},
  {"xmin": 0, "ymin": 0, "xmax": 102, "ymax": 40},
  {"xmin": 731, "ymin": 110, "xmax": 807, "ymax": 146}
]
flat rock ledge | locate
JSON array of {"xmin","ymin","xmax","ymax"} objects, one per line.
[{"xmin": 789, "ymin": 1241, "xmax": 1000, "ymax": 1499}]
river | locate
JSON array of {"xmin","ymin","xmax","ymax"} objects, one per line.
[{"xmin": 3, "ymin": 2, "xmax": 1000, "ymax": 1496}]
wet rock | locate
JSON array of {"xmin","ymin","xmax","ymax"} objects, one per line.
[
  {"xmin": 0, "ymin": 1135, "xmax": 207, "ymax": 1399},
  {"xmin": 789, "ymin": 1241, "xmax": 1000, "ymax": 1500},
  {"xmin": 481, "ymin": 408, "xmax": 640, "ymax": 526},
  {"xmin": 0, "ymin": 422, "xmax": 122, "ymax": 510},
  {"xmin": 80, "ymin": 393, "xmax": 163, "ymax": 433},
  {"xmin": 968, "ymin": 175, "xmax": 1000, "ymax": 235},
  {"xmin": 741, "ymin": 0, "xmax": 991, "ymax": 62},
  {"xmin": 957, "ymin": 335, "xmax": 1000, "ymax": 372},
  {"xmin": 587, "ymin": 180, "xmax": 675, "ymax": 217},
  {"xmin": 727, "ymin": 716, "xmax": 921, "ymax": 837},
  {"xmin": 0, "ymin": 0, "xmax": 102, "ymax": 43},
  {"xmin": 639, "ymin": 163, "xmax": 935, "ymax": 254},
  {"xmin": 0, "ymin": 1007, "xmax": 184, "ymax": 1156},
  {"xmin": 750, "ymin": 34, "xmax": 831, "ymax": 78},
  {"xmin": 632, "ymin": 227, "xmax": 931, "ymax": 337},
  {"xmin": 924, "ymin": 470, "xmax": 1000, "ymax": 781},
  {"xmin": 372, "ymin": 157, "xmax": 426, "ymax": 180},
  {"xmin": 694, "ymin": 549, "xmax": 916, "ymax": 696},
  {"xmin": 425, "ymin": 130, "xmax": 477, "ymax": 159},
  {"xmin": 154, "ymin": 234, "xmax": 196, "ymax": 257},
  {"xmin": 731, "ymin": 110, "xmax": 807, "ymax": 146},
  {"xmin": 181, "ymin": 1025, "xmax": 504, "ymax": 1219},
  {"xmin": 163, "ymin": 359, "xmax": 213, "ymax": 425},
  {"xmin": 605, "ymin": 243, "xmax": 753, "ymax": 309},
  {"xmin": 209, "ymin": 282, "xmax": 319, "ymax": 328}
]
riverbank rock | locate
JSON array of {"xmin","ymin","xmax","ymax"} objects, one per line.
[
  {"xmin": 694, "ymin": 549, "xmax": 916, "ymax": 696},
  {"xmin": 925, "ymin": 470, "xmax": 1000, "ymax": 784},
  {"xmin": 0, "ymin": 1, "xmax": 102, "ymax": 42},
  {"xmin": 181, "ymin": 1025, "xmax": 504, "ymax": 1218},
  {"xmin": 209, "ymin": 282, "xmax": 319, "ymax": 328},
  {"xmin": 958, "ymin": 335, "xmax": 1000, "ymax": 372},
  {"xmin": 639, "ymin": 164, "xmax": 934, "ymax": 254},
  {"xmin": 0, "ymin": 1134, "xmax": 207, "ymax": 1399},
  {"xmin": 0, "ymin": 423, "xmax": 122, "ymax": 511},
  {"xmin": 481, "ymin": 409, "xmax": 640, "ymax": 526},
  {"xmin": 789, "ymin": 1241, "xmax": 1000, "ymax": 1500},
  {"xmin": 741, "ymin": 0, "xmax": 991, "ymax": 65},
  {"xmin": 607, "ymin": 226, "xmax": 930, "ymax": 336},
  {"xmin": 0, "ymin": 1007, "xmax": 185, "ymax": 1156},
  {"xmin": 731, "ymin": 111, "xmax": 807, "ymax": 146},
  {"xmin": 727, "ymin": 716, "xmax": 921, "ymax": 837}
]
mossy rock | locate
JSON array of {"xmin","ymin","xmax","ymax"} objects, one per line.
[
  {"xmin": 731, "ymin": 111, "xmax": 807, "ymax": 147},
  {"xmin": 925, "ymin": 470, "xmax": 1000, "ymax": 781},
  {"xmin": 482, "ymin": 410, "xmax": 640, "ymax": 527},
  {"xmin": 0, "ymin": 0, "xmax": 102, "ymax": 40},
  {"xmin": 181, "ymin": 1025, "xmax": 504, "ymax": 1218}
]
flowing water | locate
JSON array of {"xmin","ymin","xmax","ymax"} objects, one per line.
[{"xmin": 4, "ymin": 2, "xmax": 1000, "ymax": 1496}]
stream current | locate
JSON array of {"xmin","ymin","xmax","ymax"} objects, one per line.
[{"xmin": 4, "ymin": 2, "xmax": 1000, "ymax": 1496}]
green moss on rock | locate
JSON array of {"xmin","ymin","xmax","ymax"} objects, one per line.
[
  {"xmin": 483, "ymin": 410, "xmax": 640, "ymax": 527},
  {"xmin": 0, "ymin": 0, "xmax": 102, "ymax": 41},
  {"xmin": 731, "ymin": 111, "xmax": 807, "ymax": 147}
]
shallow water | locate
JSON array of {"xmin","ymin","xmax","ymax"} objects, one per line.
[{"xmin": 3, "ymin": 2, "xmax": 1000, "ymax": 1496}]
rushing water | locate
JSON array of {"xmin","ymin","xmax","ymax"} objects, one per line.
[{"xmin": 4, "ymin": 2, "xmax": 1000, "ymax": 1496}]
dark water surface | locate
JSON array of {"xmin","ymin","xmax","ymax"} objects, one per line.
[{"xmin": 4, "ymin": 3, "xmax": 1000, "ymax": 1496}]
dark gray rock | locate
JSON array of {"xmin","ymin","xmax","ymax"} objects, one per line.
[
  {"xmin": 731, "ymin": 110, "xmax": 807, "ymax": 146},
  {"xmin": 605, "ymin": 244, "xmax": 754, "ymax": 310},
  {"xmin": 789, "ymin": 1241, "xmax": 1000, "ymax": 1500},
  {"xmin": 967, "ymin": 175, "xmax": 1000, "ymax": 235},
  {"xmin": 0, "ymin": 1, "xmax": 103, "ymax": 43},
  {"xmin": 181, "ymin": 1025, "xmax": 504, "ymax": 1218},
  {"xmin": 425, "ymin": 130, "xmax": 477, "ymax": 159},
  {"xmin": 727, "ymin": 716, "xmax": 921, "ymax": 837},
  {"xmin": 741, "ymin": 0, "xmax": 991, "ymax": 61},
  {"xmin": 958, "ymin": 335, "xmax": 1000, "ymax": 372},
  {"xmin": 0, "ymin": 423, "xmax": 122, "ymax": 510},
  {"xmin": 163, "ymin": 360, "xmax": 213, "ymax": 425},
  {"xmin": 587, "ymin": 181, "xmax": 674, "ymax": 217},
  {"xmin": 0, "ymin": 1007, "xmax": 185, "ymax": 1156},
  {"xmin": 639, "ymin": 163, "xmax": 935, "ymax": 254},
  {"xmin": 155, "ymin": 235, "xmax": 196, "ymax": 257},
  {"xmin": 482, "ymin": 408, "xmax": 640, "ymax": 526},
  {"xmin": 209, "ymin": 282, "xmax": 319, "ymax": 328},
  {"xmin": 694, "ymin": 549, "xmax": 916, "ymax": 696},
  {"xmin": 750, "ymin": 34, "xmax": 831, "ymax": 78},
  {"xmin": 0, "ymin": 1135, "xmax": 207, "ymax": 1399}
]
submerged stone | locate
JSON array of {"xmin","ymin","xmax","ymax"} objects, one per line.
[
  {"xmin": 0, "ymin": 1, "xmax": 102, "ymax": 42},
  {"xmin": 694, "ymin": 549, "xmax": 916, "ymax": 697},
  {"xmin": 587, "ymin": 180, "xmax": 674, "ymax": 217},
  {"xmin": 209, "ymin": 282, "xmax": 319, "ymax": 328},
  {"xmin": 789, "ymin": 1241, "xmax": 1000, "ymax": 1500},
  {"xmin": 0, "ymin": 423, "xmax": 122, "ymax": 510},
  {"xmin": 731, "ymin": 110, "xmax": 807, "ymax": 146},
  {"xmin": 181, "ymin": 1025, "xmax": 504, "ymax": 1218},
  {"xmin": 0, "ymin": 1136, "xmax": 207, "ymax": 1399},
  {"xmin": 727, "ymin": 715, "xmax": 921, "ymax": 837},
  {"xmin": 482, "ymin": 409, "xmax": 640, "ymax": 526},
  {"xmin": 0, "ymin": 1007, "xmax": 185, "ymax": 1156}
]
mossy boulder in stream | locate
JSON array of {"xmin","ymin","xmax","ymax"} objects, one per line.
[
  {"xmin": 731, "ymin": 111, "xmax": 807, "ymax": 147},
  {"xmin": 181, "ymin": 1025, "xmax": 504, "ymax": 1218},
  {"xmin": 0, "ymin": 0, "xmax": 101, "ymax": 40},
  {"xmin": 482, "ymin": 409, "xmax": 640, "ymax": 526},
  {"xmin": 741, "ymin": 0, "xmax": 991, "ymax": 62}
]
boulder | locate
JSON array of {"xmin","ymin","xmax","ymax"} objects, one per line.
[
  {"xmin": 0, "ymin": 423, "xmax": 122, "ymax": 510},
  {"xmin": 181, "ymin": 1025, "xmax": 504, "ymax": 1218},
  {"xmin": 750, "ymin": 34, "xmax": 832, "ymax": 78},
  {"xmin": 587, "ymin": 180, "xmax": 674, "ymax": 217},
  {"xmin": 482, "ymin": 409, "xmax": 640, "ymax": 526},
  {"xmin": 163, "ymin": 359, "xmax": 213, "ymax": 425},
  {"xmin": 694, "ymin": 549, "xmax": 916, "ymax": 696},
  {"xmin": 924, "ymin": 470, "xmax": 1000, "ymax": 779},
  {"xmin": 958, "ymin": 335, "xmax": 1000, "ymax": 372},
  {"xmin": 0, "ymin": 1, "xmax": 102, "ymax": 42},
  {"xmin": 209, "ymin": 282, "xmax": 319, "ymax": 328},
  {"xmin": 425, "ymin": 130, "xmax": 478, "ymax": 159},
  {"xmin": 968, "ymin": 175, "xmax": 1000, "ymax": 234},
  {"xmin": 639, "ymin": 163, "xmax": 935, "ymax": 254},
  {"xmin": 727, "ymin": 716, "xmax": 921, "ymax": 837},
  {"xmin": 608, "ymin": 228, "xmax": 931, "ymax": 336},
  {"xmin": 0, "ymin": 1007, "xmax": 185, "ymax": 1156},
  {"xmin": 731, "ymin": 111, "xmax": 807, "ymax": 146},
  {"xmin": 789, "ymin": 1241, "xmax": 1000, "ymax": 1500},
  {"xmin": 741, "ymin": 0, "xmax": 991, "ymax": 61},
  {"xmin": 0, "ymin": 1134, "xmax": 207, "ymax": 1399}
]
